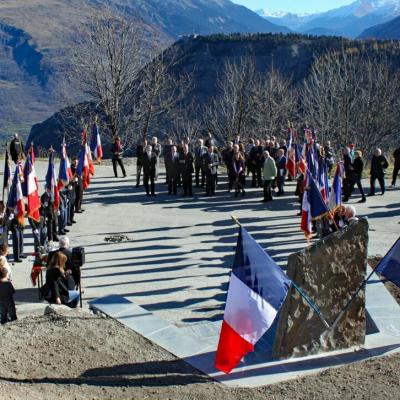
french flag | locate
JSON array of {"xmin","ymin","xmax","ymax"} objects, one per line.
[
  {"xmin": 45, "ymin": 151, "xmax": 60, "ymax": 210},
  {"xmin": 294, "ymin": 143, "xmax": 307, "ymax": 175},
  {"xmin": 90, "ymin": 122, "xmax": 103, "ymax": 162},
  {"xmin": 58, "ymin": 140, "xmax": 73, "ymax": 189},
  {"xmin": 7, "ymin": 164, "xmax": 26, "ymax": 226},
  {"xmin": 22, "ymin": 153, "xmax": 40, "ymax": 222},
  {"xmin": 286, "ymin": 130, "xmax": 296, "ymax": 178},
  {"xmin": 318, "ymin": 159, "xmax": 329, "ymax": 204},
  {"xmin": 215, "ymin": 226, "xmax": 291, "ymax": 374},
  {"xmin": 329, "ymin": 162, "xmax": 344, "ymax": 211},
  {"xmin": 301, "ymin": 171, "xmax": 312, "ymax": 241},
  {"xmin": 86, "ymin": 143, "xmax": 95, "ymax": 176},
  {"xmin": 77, "ymin": 145, "xmax": 90, "ymax": 190}
]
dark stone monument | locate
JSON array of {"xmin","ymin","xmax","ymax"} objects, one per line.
[{"xmin": 272, "ymin": 218, "xmax": 369, "ymax": 359}]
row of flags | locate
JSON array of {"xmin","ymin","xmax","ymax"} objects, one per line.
[
  {"xmin": 215, "ymin": 224, "xmax": 400, "ymax": 374},
  {"xmin": 284, "ymin": 128, "xmax": 344, "ymax": 241},
  {"xmin": 3, "ymin": 123, "xmax": 102, "ymax": 224}
]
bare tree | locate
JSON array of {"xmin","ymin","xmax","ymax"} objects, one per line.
[
  {"xmin": 204, "ymin": 57, "xmax": 257, "ymax": 143},
  {"xmin": 302, "ymin": 49, "xmax": 400, "ymax": 155},
  {"xmin": 70, "ymin": 10, "xmax": 147, "ymax": 145},
  {"xmin": 252, "ymin": 68, "xmax": 297, "ymax": 137}
]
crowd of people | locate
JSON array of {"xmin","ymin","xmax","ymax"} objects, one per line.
[
  {"xmin": 0, "ymin": 134, "xmax": 86, "ymax": 324},
  {"xmin": 110, "ymin": 133, "xmax": 399, "ymax": 205}
]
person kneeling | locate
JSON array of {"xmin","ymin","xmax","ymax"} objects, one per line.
[{"xmin": 45, "ymin": 252, "xmax": 79, "ymax": 308}]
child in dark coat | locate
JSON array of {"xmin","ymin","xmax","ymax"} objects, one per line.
[{"xmin": 0, "ymin": 263, "xmax": 16, "ymax": 324}]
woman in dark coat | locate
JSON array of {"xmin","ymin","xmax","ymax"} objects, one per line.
[
  {"xmin": 345, "ymin": 150, "xmax": 366, "ymax": 203},
  {"xmin": 45, "ymin": 252, "xmax": 79, "ymax": 308},
  {"xmin": 232, "ymin": 152, "xmax": 246, "ymax": 197}
]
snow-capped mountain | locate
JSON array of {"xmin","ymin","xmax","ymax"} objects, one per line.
[{"xmin": 258, "ymin": 0, "xmax": 400, "ymax": 38}]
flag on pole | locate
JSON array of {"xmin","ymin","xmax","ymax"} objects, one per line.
[
  {"xmin": 7, "ymin": 164, "xmax": 26, "ymax": 226},
  {"xmin": 215, "ymin": 226, "xmax": 291, "ymax": 374},
  {"xmin": 45, "ymin": 150, "xmax": 60, "ymax": 210},
  {"xmin": 28, "ymin": 143, "xmax": 36, "ymax": 164},
  {"xmin": 86, "ymin": 143, "xmax": 95, "ymax": 176},
  {"xmin": 58, "ymin": 139, "xmax": 73, "ymax": 189},
  {"xmin": 295, "ymin": 143, "xmax": 307, "ymax": 175},
  {"xmin": 77, "ymin": 144, "xmax": 90, "ymax": 190},
  {"xmin": 90, "ymin": 122, "xmax": 103, "ymax": 162},
  {"xmin": 301, "ymin": 171, "xmax": 330, "ymax": 240},
  {"xmin": 329, "ymin": 162, "xmax": 344, "ymax": 211},
  {"xmin": 22, "ymin": 153, "xmax": 40, "ymax": 222},
  {"xmin": 286, "ymin": 130, "xmax": 296, "ymax": 178},
  {"xmin": 2, "ymin": 147, "xmax": 11, "ymax": 200},
  {"xmin": 375, "ymin": 238, "xmax": 400, "ymax": 289},
  {"xmin": 318, "ymin": 158, "xmax": 329, "ymax": 204}
]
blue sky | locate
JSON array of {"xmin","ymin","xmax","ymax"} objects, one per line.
[{"xmin": 232, "ymin": 0, "xmax": 355, "ymax": 13}]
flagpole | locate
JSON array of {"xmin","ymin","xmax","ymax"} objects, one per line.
[
  {"xmin": 230, "ymin": 215, "xmax": 330, "ymax": 329},
  {"xmin": 329, "ymin": 237, "xmax": 400, "ymax": 331}
]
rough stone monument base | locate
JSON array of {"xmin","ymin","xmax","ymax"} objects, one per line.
[{"xmin": 272, "ymin": 218, "xmax": 369, "ymax": 359}]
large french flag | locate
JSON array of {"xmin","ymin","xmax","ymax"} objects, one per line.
[
  {"xmin": 318, "ymin": 159, "xmax": 329, "ymax": 204},
  {"xmin": 7, "ymin": 165, "xmax": 26, "ymax": 225},
  {"xmin": 86, "ymin": 143, "xmax": 95, "ymax": 176},
  {"xmin": 301, "ymin": 172, "xmax": 312, "ymax": 241},
  {"xmin": 329, "ymin": 162, "xmax": 344, "ymax": 211},
  {"xmin": 77, "ymin": 145, "xmax": 90, "ymax": 190},
  {"xmin": 90, "ymin": 122, "xmax": 103, "ymax": 162},
  {"xmin": 215, "ymin": 227, "xmax": 291, "ymax": 374},
  {"xmin": 58, "ymin": 140, "xmax": 73, "ymax": 189},
  {"xmin": 45, "ymin": 151, "xmax": 60, "ymax": 210},
  {"xmin": 22, "ymin": 154, "xmax": 40, "ymax": 222}
]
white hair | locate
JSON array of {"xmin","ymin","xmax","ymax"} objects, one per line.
[
  {"xmin": 59, "ymin": 236, "xmax": 70, "ymax": 248},
  {"xmin": 345, "ymin": 205, "xmax": 357, "ymax": 218}
]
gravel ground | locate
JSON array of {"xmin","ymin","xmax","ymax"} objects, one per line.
[{"xmin": 0, "ymin": 308, "xmax": 399, "ymax": 400}]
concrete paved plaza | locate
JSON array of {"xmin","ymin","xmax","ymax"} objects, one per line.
[{"xmin": 11, "ymin": 160, "xmax": 400, "ymax": 326}]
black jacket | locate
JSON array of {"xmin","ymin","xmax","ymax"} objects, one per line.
[
  {"xmin": 202, "ymin": 152, "xmax": 220, "ymax": 175},
  {"xmin": 142, "ymin": 153, "xmax": 157, "ymax": 176},
  {"xmin": 393, "ymin": 148, "xmax": 400, "ymax": 165},
  {"xmin": 179, "ymin": 152, "xmax": 194, "ymax": 175},
  {"xmin": 166, "ymin": 154, "xmax": 180, "ymax": 177},
  {"xmin": 45, "ymin": 268, "xmax": 70, "ymax": 305},
  {"xmin": 352, "ymin": 157, "xmax": 364, "ymax": 178},
  {"xmin": 370, "ymin": 155, "xmax": 389, "ymax": 176}
]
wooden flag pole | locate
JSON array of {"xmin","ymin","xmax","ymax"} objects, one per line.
[{"xmin": 230, "ymin": 215, "xmax": 330, "ymax": 329}]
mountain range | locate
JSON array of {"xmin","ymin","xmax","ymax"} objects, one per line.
[
  {"xmin": 258, "ymin": 0, "xmax": 400, "ymax": 38},
  {"xmin": 359, "ymin": 15, "xmax": 400, "ymax": 39},
  {"xmin": 0, "ymin": 0, "xmax": 288, "ymax": 138}
]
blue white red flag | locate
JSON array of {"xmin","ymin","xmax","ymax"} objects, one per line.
[
  {"xmin": 77, "ymin": 144, "xmax": 90, "ymax": 190},
  {"xmin": 22, "ymin": 154, "xmax": 40, "ymax": 222},
  {"xmin": 90, "ymin": 122, "xmax": 103, "ymax": 162},
  {"xmin": 7, "ymin": 164, "xmax": 26, "ymax": 225},
  {"xmin": 375, "ymin": 238, "xmax": 400, "ymax": 289},
  {"xmin": 295, "ymin": 143, "xmax": 307, "ymax": 175},
  {"xmin": 215, "ymin": 226, "xmax": 291, "ymax": 374},
  {"xmin": 329, "ymin": 162, "xmax": 344, "ymax": 211},
  {"xmin": 318, "ymin": 158, "xmax": 329, "ymax": 204},
  {"xmin": 58, "ymin": 139, "xmax": 73, "ymax": 189},
  {"xmin": 45, "ymin": 151, "xmax": 60, "ymax": 209}
]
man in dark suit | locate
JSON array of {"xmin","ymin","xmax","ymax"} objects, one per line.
[
  {"xmin": 202, "ymin": 145, "xmax": 220, "ymax": 197},
  {"xmin": 222, "ymin": 141, "xmax": 235, "ymax": 192},
  {"xmin": 142, "ymin": 145, "xmax": 157, "ymax": 196},
  {"xmin": 194, "ymin": 139, "xmax": 207, "ymax": 188},
  {"xmin": 166, "ymin": 146, "xmax": 180, "ymax": 195},
  {"xmin": 249, "ymin": 140, "xmax": 264, "ymax": 188},
  {"xmin": 179, "ymin": 144, "xmax": 194, "ymax": 197},
  {"xmin": 10, "ymin": 133, "xmax": 24, "ymax": 164},
  {"xmin": 275, "ymin": 148, "xmax": 287, "ymax": 195}
]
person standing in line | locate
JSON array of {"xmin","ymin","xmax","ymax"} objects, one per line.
[
  {"xmin": 368, "ymin": 148, "xmax": 389, "ymax": 196},
  {"xmin": 179, "ymin": 144, "xmax": 194, "ymax": 197},
  {"xmin": 9, "ymin": 213, "xmax": 25, "ymax": 263},
  {"xmin": 136, "ymin": 138, "xmax": 147, "ymax": 187},
  {"xmin": 344, "ymin": 150, "xmax": 366, "ymax": 203},
  {"xmin": 151, "ymin": 137, "xmax": 162, "ymax": 181},
  {"xmin": 163, "ymin": 138, "xmax": 173, "ymax": 185},
  {"xmin": 232, "ymin": 150, "xmax": 246, "ymax": 197},
  {"xmin": 111, "ymin": 136, "xmax": 126, "ymax": 178},
  {"xmin": 71, "ymin": 158, "xmax": 83, "ymax": 214},
  {"xmin": 142, "ymin": 144, "xmax": 157, "ymax": 196},
  {"xmin": 262, "ymin": 151, "xmax": 277, "ymax": 202},
  {"xmin": 9, "ymin": 134, "xmax": 24, "ymax": 164},
  {"xmin": 275, "ymin": 149, "xmax": 287, "ymax": 195},
  {"xmin": 249, "ymin": 140, "xmax": 264, "ymax": 188},
  {"xmin": 390, "ymin": 146, "xmax": 400, "ymax": 188},
  {"xmin": 203, "ymin": 145, "xmax": 219, "ymax": 197},
  {"xmin": 222, "ymin": 141, "xmax": 235, "ymax": 192},
  {"xmin": 194, "ymin": 139, "xmax": 207, "ymax": 188},
  {"xmin": 167, "ymin": 146, "xmax": 180, "ymax": 195}
]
